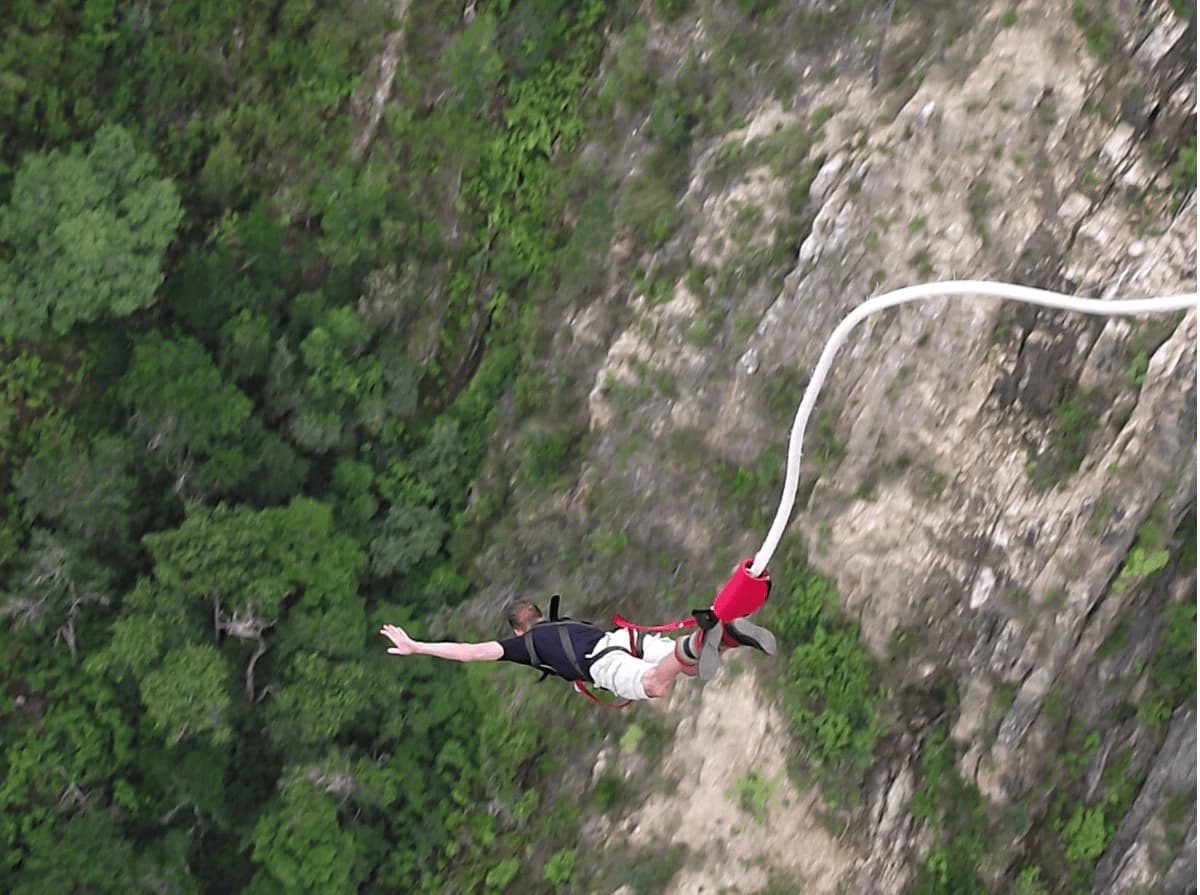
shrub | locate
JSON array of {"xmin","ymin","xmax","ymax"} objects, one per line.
[
  {"xmin": 764, "ymin": 562, "xmax": 885, "ymax": 770},
  {"xmin": 617, "ymin": 170, "xmax": 682, "ymax": 248}
]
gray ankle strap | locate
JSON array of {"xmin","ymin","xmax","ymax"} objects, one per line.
[{"xmin": 698, "ymin": 623, "xmax": 723, "ymax": 681}]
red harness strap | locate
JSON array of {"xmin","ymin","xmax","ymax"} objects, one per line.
[
  {"xmin": 613, "ymin": 559, "xmax": 771, "ymax": 633},
  {"xmin": 611, "ymin": 613, "xmax": 697, "ymax": 633},
  {"xmin": 573, "ymin": 680, "xmax": 631, "ymax": 709}
]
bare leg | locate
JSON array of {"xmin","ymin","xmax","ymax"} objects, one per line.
[{"xmin": 642, "ymin": 650, "xmax": 698, "ymax": 699}]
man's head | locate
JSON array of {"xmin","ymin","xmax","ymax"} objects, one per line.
[{"xmin": 506, "ymin": 599, "xmax": 543, "ymax": 635}]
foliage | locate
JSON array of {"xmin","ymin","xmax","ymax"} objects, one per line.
[
  {"xmin": 140, "ymin": 643, "xmax": 234, "ymax": 745},
  {"xmin": 1060, "ymin": 805, "xmax": 1108, "ymax": 863},
  {"xmin": 911, "ymin": 724, "xmax": 988, "ymax": 895},
  {"xmin": 0, "ymin": 125, "xmax": 182, "ymax": 340},
  {"xmin": 596, "ymin": 22, "xmax": 655, "ymax": 112},
  {"xmin": 1115, "ymin": 544, "xmax": 1170, "ymax": 586},
  {"xmin": 1071, "ymin": 0, "xmax": 1118, "ymax": 58},
  {"xmin": 619, "ymin": 722, "xmax": 646, "ymax": 752},
  {"xmin": 14, "ymin": 432, "xmax": 136, "ymax": 550},
  {"xmin": 522, "ymin": 427, "xmax": 579, "ymax": 478},
  {"xmin": 542, "ymin": 848, "xmax": 577, "ymax": 886},
  {"xmin": 1019, "ymin": 717, "xmax": 1150, "ymax": 893},
  {"xmin": 617, "ymin": 169, "xmax": 683, "ymax": 247},
  {"xmin": 1026, "ymin": 389, "xmax": 1100, "ymax": 490},
  {"xmin": 727, "ymin": 770, "xmax": 775, "ymax": 822},
  {"xmin": 1139, "ymin": 584, "xmax": 1197, "ymax": 729},
  {"xmin": 1010, "ymin": 866, "xmax": 1050, "ymax": 895},
  {"xmin": 0, "ymin": 0, "xmax": 633, "ymax": 889},
  {"xmin": 1172, "ymin": 135, "xmax": 1196, "ymax": 199},
  {"xmin": 251, "ymin": 777, "xmax": 361, "ymax": 894},
  {"xmin": 762, "ymin": 554, "xmax": 885, "ymax": 775},
  {"xmin": 120, "ymin": 334, "xmax": 258, "ymax": 497},
  {"xmin": 624, "ymin": 843, "xmax": 688, "ymax": 895},
  {"xmin": 0, "ymin": 658, "xmax": 143, "ymax": 879}
]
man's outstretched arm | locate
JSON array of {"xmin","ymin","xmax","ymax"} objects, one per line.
[{"xmin": 380, "ymin": 624, "xmax": 503, "ymax": 662}]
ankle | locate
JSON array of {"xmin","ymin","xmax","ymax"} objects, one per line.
[{"xmin": 675, "ymin": 630, "xmax": 702, "ymax": 666}]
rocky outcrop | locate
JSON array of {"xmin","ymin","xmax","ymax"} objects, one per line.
[
  {"xmin": 1095, "ymin": 705, "xmax": 1197, "ymax": 894},
  {"xmin": 477, "ymin": 1, "xmax": 1196, "ymax": 892}
]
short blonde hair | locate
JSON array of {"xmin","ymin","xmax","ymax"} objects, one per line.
[{"xmin": 505, "ymin": 599, "xmax": 542, "ymax": 631}]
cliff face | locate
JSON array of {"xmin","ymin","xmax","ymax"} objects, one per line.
[{"xmin": 473, "ymin": 2, "xmax": 1196, "ymax": 892}]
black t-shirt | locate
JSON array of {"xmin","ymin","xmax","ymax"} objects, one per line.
[{"xmin": 498, "ymin": 621, "xmax": 607, "ymax": 682}]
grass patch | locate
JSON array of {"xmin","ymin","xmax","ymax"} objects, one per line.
[
  {"xmin": 764, "ymin": 366, "xmax": 807, "ymax": 425},
  {"xmin": 915, "ymin": 464, "xmax": 948, "ymax": 499},
  {"xmin": 761, "ymin": 547, "xmax": 886, "ymax": 782},
  {"xmin": 808, "ymin": 406, "xmax": 846, "ymax": 474},
  {"xmin": 967, "ymin": 177, "xmax": 992, "ymax": 244},
  {"xmin": 911, "ymin": 723, "xmax": 988, "ymax": 895},
  {"xmin": 1138, "ymin": 588, "xmax": 1196, "ymax": 730},
  {"xmin": 1171, "ymin": 134, "xmax": 1196, "ymax": 207},
  {"xmin": 715, "ymin": 445, "xmax": 786, "ymax": 528},
  {"xmin": 592, "ymin": 774, "xmax": 625, "ymax": 812},
  {"xmin": 727, "ymin": 770, "xmax": 775, "ymax": 822},
  {"xmin": 590, "ymin": 529, "xmax": 630, "ymax": 559},
  {"xmin": 625, "ymin": 845, "xmax": 688, "ymax": 894},
  {"xmin": 617, "ymin": 170, "xmax": 683, "ymax": 248},
  {"xmin": 1071, "ymin": 0, "xmax": 1118, "ymax": 58},
  {"xmin": 1025, "ymin": 389, "xmax": 1100, "ymax": 490},
  {"xmin": 521, "ymin": 426, "xmax": 582, "ymax": 479},
  {"xmin": 619, "ymin": 722, "xmax": 646, "ymax": 753}
]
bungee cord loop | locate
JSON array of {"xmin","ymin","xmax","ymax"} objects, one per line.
[{"xmin": 747, "ymin": 280, "xmax": 1198, "ymax": 577}]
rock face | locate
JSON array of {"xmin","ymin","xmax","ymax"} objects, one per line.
[
  {"xmin": 476, "ymin": 2, "xmax": 1196, "ymax": 892},
  {"xmin": 605, "ymin": 660, "xmax": 858, "ymax": 895}
]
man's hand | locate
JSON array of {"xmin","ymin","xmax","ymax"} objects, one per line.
[{"xmin": 380, "ymin": 624, "xmax": 420, "ymax": 656}]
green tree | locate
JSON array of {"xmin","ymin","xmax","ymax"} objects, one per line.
[
  {"xmin": 250, "ymin": 776, "xmax": 360, "ymax": 895},
  {"xmin": 92, "ymin": 497, "xmax": 367, "ymax": 726},
  {"xmin": 0, "ymin": 528, "xmax": 112, "ymax": 655},
  {"xmin": 267, "ymin": 652, "xmax": 373, "ymax": 747},
  {"xmin": 368, "ymin": 460, "xmax": 447, "ymax": 579},
  {"xmin": 0, "ymin": 665, "xmax": 138, "ymax": 878},
  {"xmin": 165, "ymin": 206, "xmax": 296, "ymax": 338},
  {"xmin": 0, "ymin": 124, "xmax": 182, "ymax": 340},
  {"xmin": 139, "ymin": 643, "xmax": 234, "ymax": 746},
  {"xmin": 14, "ymin": 431, "xmax": 136, "ymax": 550},
  {"xmin": 281, "ymin": 302, "xmax": 421, "ymax": 455},
  {"xmin": 119, "ymin": 334, "xmax": 258, "ymax": 497},
  {"xmin": 9, "ymin": 807, "xmax": 137, "ymax": 895}
]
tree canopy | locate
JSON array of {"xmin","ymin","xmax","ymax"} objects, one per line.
[
  {"xmin": 0, "ymin": 2, "xmax": 620, "ymax": 891},
  {"xmin": 0, "ymin": 125, "xmax": 182, "ymax": 340}
]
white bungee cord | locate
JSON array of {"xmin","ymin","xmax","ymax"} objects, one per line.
[{"xmin": 748, "ymin": 280, "xmax": 1199, "ymax": 577}]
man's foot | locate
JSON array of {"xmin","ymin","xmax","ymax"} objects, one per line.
[{"xmin": 722, "ymin": 618, "xmax": 777, "ymax": 656}]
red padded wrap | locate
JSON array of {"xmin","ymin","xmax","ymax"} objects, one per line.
[{"xmin": 711, "ymin": 559, "xmax": 770, "ymax": 622}]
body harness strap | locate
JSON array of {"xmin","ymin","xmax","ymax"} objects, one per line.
[
  {"xmin": 555, "ymin": 623, "xmax": 587, "ymax": 681},
  {"xmin": 528, "ymin": 596, "xmax": 644, "ymax": 709}
]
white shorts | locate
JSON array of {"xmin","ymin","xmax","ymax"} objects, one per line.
[{"xmin": 586, "ymin": 630, "xmax": 677, "ymax": 701}]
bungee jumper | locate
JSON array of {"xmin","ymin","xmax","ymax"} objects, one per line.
[
  {"xmin": 381, "ymin": 281, "xmax": 1197, "ymax": 708},
  {"xmin": 381, "ymin": 560, "xmax": 776, "ymax": 706}
]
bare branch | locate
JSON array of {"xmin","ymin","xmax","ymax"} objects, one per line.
[{"xmin": 245, "ymin": 636, "xmax": 269, "ymax": 703}]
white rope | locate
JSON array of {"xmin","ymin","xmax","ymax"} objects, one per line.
[{"xmin": 749, "ymin": 280, "xmax": 1198, "ymax": 576}]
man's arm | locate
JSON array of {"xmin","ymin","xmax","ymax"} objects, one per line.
[{"xmin": 380, "ymin": 624, "xmax": 503, "ymax": 662}]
